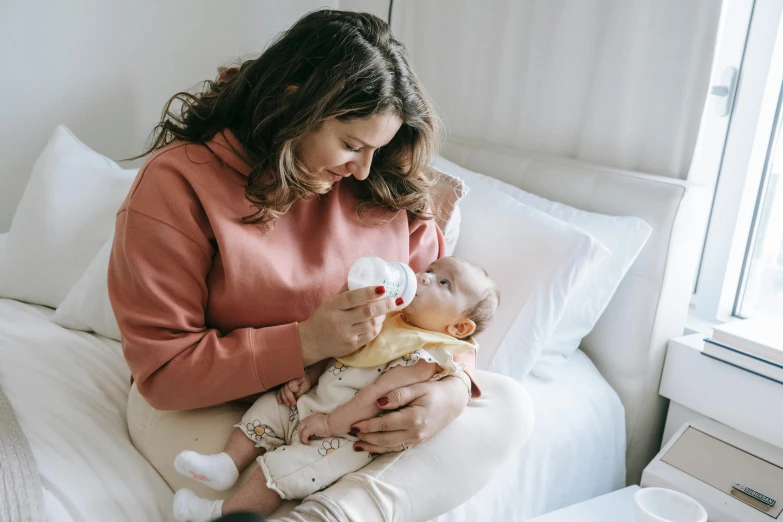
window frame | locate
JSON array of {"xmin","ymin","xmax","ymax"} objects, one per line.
[{"xmin": 690, "ymin": 0, "xmax": 783, "ymax": 324}]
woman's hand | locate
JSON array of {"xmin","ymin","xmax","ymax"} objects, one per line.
[
  {"xmin": 298, "ymin": 284, "xmax": 400, "ymax": 367},
  {"xmin": 349, "ymin": 375, "xmax": 471, "ymax": 454}
]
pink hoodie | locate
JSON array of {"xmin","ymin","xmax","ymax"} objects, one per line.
[{"xmin": 108, "ymin": 130, "xmax": 478, "ymax": 410}]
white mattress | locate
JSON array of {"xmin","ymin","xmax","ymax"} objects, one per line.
[{"xmin": 0, "ymin": 298, "xmax": 625, "ymax": 522}]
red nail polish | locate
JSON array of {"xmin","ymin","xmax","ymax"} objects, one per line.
[
  {"xmin": 375, "ymin": 286, "xmax": 386, "ymax": 295},
  {"xmin": 349, "ymin": 428, "xmax": 358, "ymax": 436},
  {"xmin": 395, "ymin": 297, "xmax": 404, "ymax": 306},
  {"xmin": 377, "ymin": 397, "xmax": 389, "ymax": 406},
  {"xmin": 354, "ymin": 446, "xmax": 364, "ymax": 452}
]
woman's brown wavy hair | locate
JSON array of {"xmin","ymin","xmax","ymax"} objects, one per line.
[{"xmin": 134, "ymin": 9, "xmax": 441, "ymax": 229}]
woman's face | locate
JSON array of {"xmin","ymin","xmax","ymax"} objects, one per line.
[{"xmin": 297, "ymin": 112, "xmax": 403, "ymax": 184}]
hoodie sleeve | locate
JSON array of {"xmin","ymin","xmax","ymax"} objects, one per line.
[{"xmin": 107, "ymin": 153, "xmax": 306, "ymax": 410}]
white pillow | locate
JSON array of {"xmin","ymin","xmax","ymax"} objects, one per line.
[
  {"xmin": 0, "ymin": 126, "xmax": 137, "ymax": 308},
  {"xmin": 434, "ymin": 156, "xmax": 652, "ymax": 378},
  {"xmin": 52, "ymin": 235, "xmax": 121, "ymax": 341},
  {"xmin": 451, "ymin": 168, "xmax": 609, "ymax": 379}
]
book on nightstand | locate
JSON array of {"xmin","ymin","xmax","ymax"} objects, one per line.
[{"xmin": 702, "ymin": 318, "xmax": 783, "ymax": 385}]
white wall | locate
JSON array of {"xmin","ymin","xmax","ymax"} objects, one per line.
[{"xmin": 0, "ymin": 1, "xmax": 348, "ymax": 232}]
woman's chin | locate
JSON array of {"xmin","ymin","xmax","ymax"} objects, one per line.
[{"xmin": 311, "ymin": 180, "xmax": 334, "ymax": 194}]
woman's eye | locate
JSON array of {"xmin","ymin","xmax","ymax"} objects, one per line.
[{"xmin": 344, "ymin": 143, "xmax": 361, "ymax": 153}]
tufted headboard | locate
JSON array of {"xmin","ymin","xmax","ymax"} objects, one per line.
[{"xmin": 441, "ymin": 137, "xmax": 709, "ymax": 485}]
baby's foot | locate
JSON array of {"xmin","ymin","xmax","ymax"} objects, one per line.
[
  {"xmin": 173, "ymin": 488, "xmax": 224, "ymax": 522},
  {"xmin": 174, "ymin": 450, "xmax": 239, "ymax": 491}
]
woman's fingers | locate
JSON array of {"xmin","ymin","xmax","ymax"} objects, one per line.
[
  {"xmin": 377, "ymin": 382, "xmax": 429, "ymax": 411},
  {"xmin": 350, "ymin": 309, "xmax": 387, "ymax": 337},
  {"xmin": 353, "ymin": 441, "xmax": 408, "ymax": 455},
  {"xmin": 352, "ymin": 383, "xmax": 432, "ymax": 446},
  {"xmin": 355, "ymin": 428, "xmax": 410, "ymax": 448},
  {"xmin": 351, "ymin": 409, "xmax": 411, "ymax": 444},
  {"xmin": 352, "ymin": 319, "xmax": 385, "ymax": 346},
  {"xmin": 334, "ymin": 285, "xmax": 387, "ymax": 311},
  {"xmin": 346, "ymin": 296, "xmax": 397, "ymax": 327},
  {"xmin": 334, "ymin": 285, "xmax": 396, "ymax": 326}
]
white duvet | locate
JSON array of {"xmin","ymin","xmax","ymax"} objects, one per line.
[{"xmin": 0, "ymin": 298, "xmax": 624, "ymax": 522}]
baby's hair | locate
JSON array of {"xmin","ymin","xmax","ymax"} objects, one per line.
[{"xmin": 454, "ymin": 258, "xmax": 500, "ymax": 341}]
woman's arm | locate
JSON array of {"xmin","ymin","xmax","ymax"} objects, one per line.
[{"xmin": 109, "ymin": 208, "xmax": 306, "ymax": 411}]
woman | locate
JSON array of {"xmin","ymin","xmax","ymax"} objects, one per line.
[{"xmin": 108, "ymin": 9, "xmax": 533, "ymax": 522}]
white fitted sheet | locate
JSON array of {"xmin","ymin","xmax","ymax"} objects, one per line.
[{"xmin": 0, "ymin": 298, "xmax": 624, "ymax": 522}]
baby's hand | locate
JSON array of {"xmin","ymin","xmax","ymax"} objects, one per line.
[
  {"xmin": 298, "ymin": 413, "xmax": 332, "ymax": 444},
  {"xmin": 276, "ymin": 375, "xmax": 312, "ymax": 407}
]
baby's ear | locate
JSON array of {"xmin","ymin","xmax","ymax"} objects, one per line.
[{"xmin": 447, "ymin": 319, "xmax": 476, "ymax": 339}]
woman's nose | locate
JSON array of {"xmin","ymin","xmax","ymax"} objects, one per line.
[{"xmin": 349, "ymin": 151, "xmax": 373, "ymax": 180}]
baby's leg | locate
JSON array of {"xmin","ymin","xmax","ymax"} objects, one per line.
[
  {"xmin": 174, "ymin": 428, "xmax": 261, "ymax": 492},
  {"xmin": 223, "ymin": 466, "xmax": 282, "ymax": 516},
  {"xmin": 175, "ymin": 392, "xmax": 290, "ymax": 492},
  {"xmin": 173, "ymin": 467, "xmax": 281, "ymax": 522}
]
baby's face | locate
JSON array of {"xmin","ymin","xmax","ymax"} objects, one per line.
[{"xmin": 402, "ymin": 257, "xmax": 488, "ymax": 338}]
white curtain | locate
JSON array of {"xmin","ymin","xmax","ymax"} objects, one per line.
[{"xmin": 392, "ymin": 0, "xmax": 722, "ymax": 179}]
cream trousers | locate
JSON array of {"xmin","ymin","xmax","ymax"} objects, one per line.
[{"xmin": 127, "ymin": 371, "xmax": 534, "ymax": 522}]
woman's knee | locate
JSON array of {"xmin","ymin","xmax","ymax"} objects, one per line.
[{"xmin": 478, "ymin": 372, "xmax": 535, "ymax": 451}]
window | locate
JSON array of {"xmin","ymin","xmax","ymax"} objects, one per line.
[
  {"xmin": 691, "ymin": 0, "xmax": 783, "ymax": 324},
  {"xmin": 736, "ymin": 96, "xmax": 783, "ymax": 318}
]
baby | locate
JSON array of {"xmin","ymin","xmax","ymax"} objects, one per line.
[{"xmin": 173, "ymin": 256, "xmax": 500, "ymax": 522}]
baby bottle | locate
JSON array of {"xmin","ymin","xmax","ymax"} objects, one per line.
[{"xmin": 347, "ymin": 256, "xmax": 417, "ymax": 308}]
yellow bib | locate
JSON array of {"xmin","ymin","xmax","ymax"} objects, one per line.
[{"xmin": 337, "ymin": 311, "xmax": 477, "ymax": 368}]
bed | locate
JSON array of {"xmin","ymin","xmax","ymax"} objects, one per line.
[
  {"xmin": 0, "ymin": 137, "xmax": 707, "ymax": 521},
  {"xmin": 0, "ymin": 298, "xmax": 623, "ymax": 522}
]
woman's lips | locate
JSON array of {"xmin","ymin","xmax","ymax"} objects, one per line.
[{"xmin": 328, "ymin": 170, "xmax": 346, "ymax": 182}]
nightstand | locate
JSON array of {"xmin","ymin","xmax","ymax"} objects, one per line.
[
  {"xmin": 659, "ymin": 333, "xmax": 783, "ymax": 450},
  {"xmin": 527, "ymin": 486, "xmax": 639, "ymax": 521}
]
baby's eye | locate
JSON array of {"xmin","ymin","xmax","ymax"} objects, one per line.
[
  {"xmin": 344, "ymin": 143, "xmax": 361, "ymax": 153},
  {"xmin": 425, "ymin": 269, "xmax": 433, "ymax": 273},
  {"xmin": 440, "ymin": 279, "xmax": 451, "ymax": 289}
]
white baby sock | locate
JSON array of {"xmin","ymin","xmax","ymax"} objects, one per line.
[
  {"xmin": 174, "ymin": 450, "xmax": 239, "ymax": 492},
  {"xmin": 173, "ymin": 488, "xmax": 224, "ymax": 522}
]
